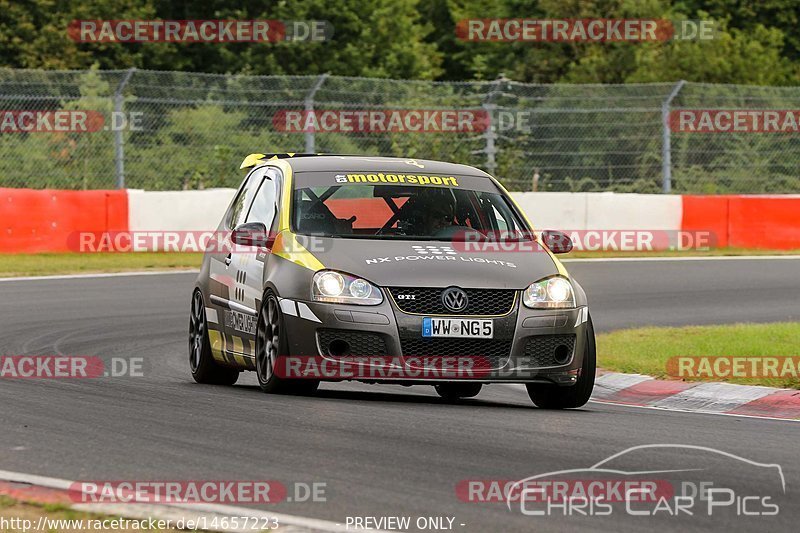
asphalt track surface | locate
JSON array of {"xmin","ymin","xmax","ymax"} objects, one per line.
[{"xmin": 1, "ymin": 257, "xmax": 799, "ymax": 532}]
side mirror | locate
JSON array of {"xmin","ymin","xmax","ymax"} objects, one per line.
[
  {"xmin": 231, "ymin": 222, "xmax": 272, "ymax": 248},
  {"xmin": 540, "ymin": 230, "xmax": 573, "ymax": 254}
]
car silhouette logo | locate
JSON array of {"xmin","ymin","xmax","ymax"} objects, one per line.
[{"xmin": 442, "ymin": 287, "xmax": 468, "ymax": 313}]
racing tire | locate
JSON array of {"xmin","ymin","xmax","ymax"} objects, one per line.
[
  {"xmin": 256, "ymin": 291, "xmax": 319, "ymax": 395},
  {"xmin": 434, "ymin": 383, "xmax": 483, "ymax": 401},
  {"xmin": 526, "ymin": 314, "xmax": 596, "ymax": 409},
  {"xmin": 189, "ymin": 290, "xmax": 240, "ymax": 386}
]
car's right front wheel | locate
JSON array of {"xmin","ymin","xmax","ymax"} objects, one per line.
[
  {"xmin": 526, "ymin": 314, "xmax": 596, "ymax": 409},
  {"xmin": 256, "ymin": 291, "xmax": 319, "ymax": 395}
]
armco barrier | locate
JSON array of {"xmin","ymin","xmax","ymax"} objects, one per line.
[
  {"xmin": 681, "ymin": 195, "xmax": 800, "ymax": 250},
  {"xmin": 3, "ymin": 189, "xmax": 800, "ymax": 253},
  {"xmin": 0, "ymin": 188, "xmax": 128, "ymax": 253}
]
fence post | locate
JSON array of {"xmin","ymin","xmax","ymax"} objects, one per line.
[
  {"xmin": 482, "ymin": 75, "xmax": 506, "ymax": 175},
  {"xmin": 661, "ymin": 80, "xmax": 686, "ymax": 193},
  {"xmin": 114, "ymin": 68, "xmax": 136, "ymax": 189},
  {"xmin": 304, "ymin": 73, "xmax": 329, "ymax": 153}
]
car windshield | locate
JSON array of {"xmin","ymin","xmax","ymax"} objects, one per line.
[{"xmin": 292, "ymin": 183, "xmax": 529, "ymax": 240}]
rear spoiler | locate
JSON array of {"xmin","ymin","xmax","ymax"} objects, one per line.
[{"xmin": 239, "ymin": 152, "xmax": 350, "ymax": 169}]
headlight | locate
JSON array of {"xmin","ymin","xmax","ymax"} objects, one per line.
[
  {"xmin": 522, "ymin": 276, "xmax": 575, "ymax": 309},
  {"xmin": 312, "ymin": 270, "xmax": 383, "ymax": 305}
]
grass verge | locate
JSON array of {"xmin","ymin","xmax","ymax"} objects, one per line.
[
  {"xmin": 0, "ymin": 252, "xmax": 204, "ymax": 277},
  {"xmin": 0, "ymin": 248, "xmax": 798, "ymax": 277},
  {"xmin": 0, "ymin": 495, "xmax": 183, "ymax": 532},
  {"xmin": 597, "ymin": 322, "xmax": 800, "ymax": 389}
]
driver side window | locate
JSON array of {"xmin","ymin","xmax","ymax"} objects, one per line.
[
  {"xmin": 228, "ymin": 167, "xmax": 271, "ymax": 228},
  {"xmin": 246, "ymin": 168, "xmax": 280, "ymax": 230}
]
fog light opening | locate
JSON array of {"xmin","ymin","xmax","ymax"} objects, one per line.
[
  {"xmin": 328, "ymin": 339, "xmax": 351, "ymax": 357},
  {"xmin": 553, "ymin": 345, "xmax": 571, "ymax": 365}
]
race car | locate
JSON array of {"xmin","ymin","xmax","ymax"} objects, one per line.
[{"xmin": 189, "ymin": 154, "xmax": 595, "ymax": 408}]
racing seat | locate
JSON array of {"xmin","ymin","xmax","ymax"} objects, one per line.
[{"xmin": 296, "ymin": 198, "xmax": 354, "ymax": 235}]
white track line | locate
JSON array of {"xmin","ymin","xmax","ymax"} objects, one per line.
[
  {"xmin": 0, "ymin": 469, "xmax": 372, "ymax": 533},
  {"xmin": 0, "ymin": 270, "xmax": 199, "ymax": 282}
]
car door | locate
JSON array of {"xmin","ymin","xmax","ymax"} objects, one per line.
[
  {"xmin": 224, "ymin": 166, "xmax": 281, "ymax": 364},
  {"xmin": 205, "ymin": 166, "xmax": 264, "ymax": 365}
]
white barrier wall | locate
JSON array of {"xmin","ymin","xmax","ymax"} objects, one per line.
[
  {"xmin": 511, "ymin": 192, "xmax": 682, "ymax": 231},
  {"xmin": 128, "ymin": 189, "xmax": 237, "ymax": 232},
  {"xmin": 129, "ymin": 190, "xmax": 682, "ymax": 232},
  {"xmin": 126, "ymin": 190, "xmax": 683, "ymax": 251}
]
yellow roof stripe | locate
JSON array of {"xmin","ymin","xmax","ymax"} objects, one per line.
[{"xmin": 240, "ymin": 153, "xmax": 267, "ymax": 169}]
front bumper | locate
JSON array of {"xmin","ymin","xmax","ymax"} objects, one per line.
[{"xmin": 281, "ymin": 290, "xmax": 589, "ymax": 385}]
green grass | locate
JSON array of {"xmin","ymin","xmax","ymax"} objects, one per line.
[
  {"xmin": 0, "ymin": 494, "xmax": 185, "ymax": 532},
  {"xmin": 597, "ymin": 322, "xmax": 800, "ymax": 389},
  {"xmin": 1, "ymin": 247, "xmax": 798, "ymax": 277},
  {"xmin": 0, "ymin": 252, "xmax": 204, "ymax": 277}
]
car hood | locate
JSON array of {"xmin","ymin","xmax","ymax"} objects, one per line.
[{"xmin": 304, "ymin": 237, "xmax": 561, "ymax": 289}]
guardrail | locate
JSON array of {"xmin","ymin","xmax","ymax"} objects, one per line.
[{"xmin": 2, "ymin": 189, "xmax": 799, "ymax": 253}]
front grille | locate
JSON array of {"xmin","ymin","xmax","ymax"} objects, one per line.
[
  {"xmin": 400, "ymin": 337, "xmax": 513, "ymax": 369},
  {"xmin": 520, "ymin": 335, "xmax": 576, "ymax": 368},
  {"xmin": 389, "ymin": 287, "xmax": 516, "ymax": 316},
  {"xmin": 317, "ymin": 329, "xmax": 388, "ymax": 357}
]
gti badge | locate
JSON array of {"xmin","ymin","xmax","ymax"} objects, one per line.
[{"xmin": 441, "ymin": 287, "xmax": 468, "ymax": 313}]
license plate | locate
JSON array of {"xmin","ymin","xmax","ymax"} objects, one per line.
[{"xmin": 422, "ymin": 317, "xmax": 493, "ymax": 338}]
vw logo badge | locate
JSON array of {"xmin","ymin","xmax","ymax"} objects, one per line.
[{"xmin": 441, "ymin": 287, "xmax": 468, "ymax": 313}]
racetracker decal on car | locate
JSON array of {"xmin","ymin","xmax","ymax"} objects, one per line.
[{"xmin": 334, "ymin": 173, "xmax": 460, "ymax": 186}]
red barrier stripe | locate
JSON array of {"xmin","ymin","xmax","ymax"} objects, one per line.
[
  {"xmin": 727, "ymin": 196, "xmax": 800, "ymax": 249},
  {"xmin": 0, "ymin": 188, "xmax": 128, "ymax": 253},
  {"xmin": 681, "ymin": 195, "xmax": 730, "ymax": 248},
  {"xmin": 681, "ymin": 195, "xmax": 800, "ymax": 250}
]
